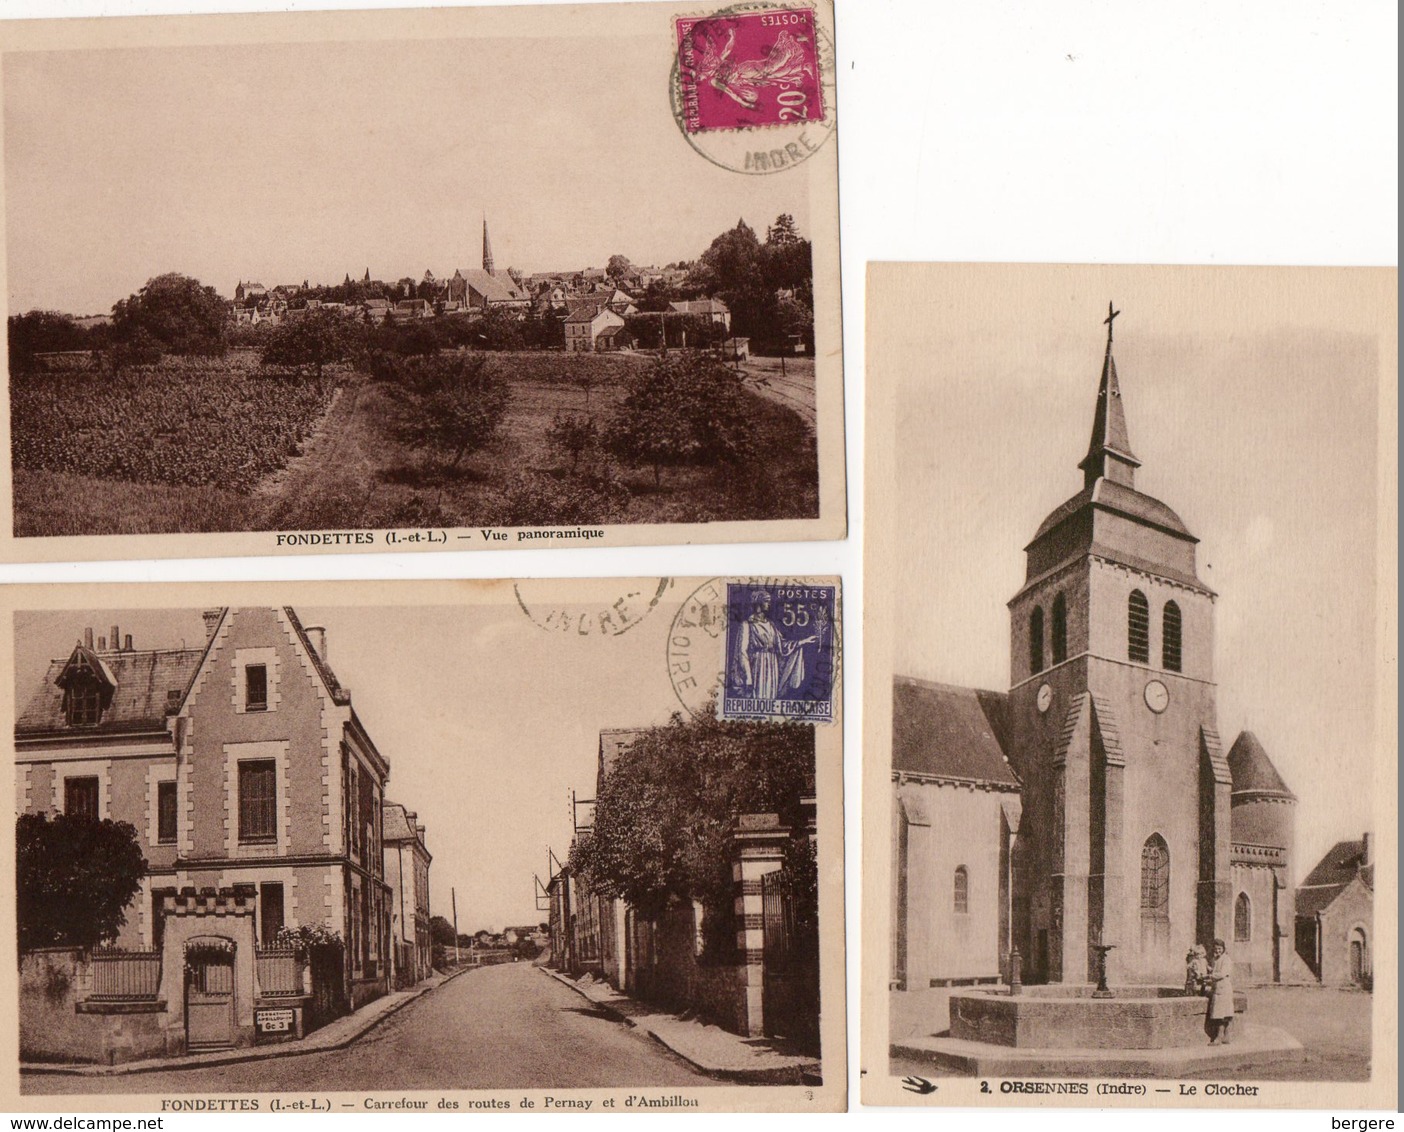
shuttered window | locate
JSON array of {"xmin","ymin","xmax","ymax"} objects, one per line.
[
  {"xmin": 1051, "ymin": 593, "xmax": 1068, "ymax": 665},
  {"xmin": 157, "ymin": 781, "xmax": 178, "ymax": 843},
  {"xmin": 1128, "ymin": 590, "xmax": 1150, "ymax": 664},
  {"xmin": 1162, "ymin": 601, "xmax": 1183, "ymax": 672},
  {"xmin": 238, "ymin": 760, "xmax": 277, "ymax": 842},
  {"xmin": 1029, "ymin": 607, "xmax": 1044, "ymax": 675}
]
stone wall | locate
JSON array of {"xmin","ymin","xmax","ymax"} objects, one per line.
[{"xmin": 20, "ymin": 949, "xmax": 168, "ymax": 1066}]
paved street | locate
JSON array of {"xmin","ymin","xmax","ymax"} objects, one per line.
[{"xmin": 27, "ymin": 963, "xmax": 712, "ymax": 1095}]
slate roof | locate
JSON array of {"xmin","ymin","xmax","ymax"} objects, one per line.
[
  {"xmin": 1030, "ymin": 478, "xmax": 1195, "ymax": 545},
  {"xmin": 891, "ymin": 676, "xmax": 1020, "ymax": 788},
  {"xmin": 457, "ymin": 269, "xmax": 528, "ymax": 303},
  {"xmin": 282, "ymin": 607, "xmax": 351, "ymax": 706},
  {"xmin": 382, "ymin": 800, "xmax": 428, "ymax": 856},
  {"xmin": 1080, "ymin": 350, "xmax": 1138, "ymax": 470},
  {"xmin": 1227, "ymin": 730, "xmax": 1296, "ymax": 800},
  {"xmin": 564, "ymin": 302, "xmax": 612, "ymax": 325},
  {"xmin": 1297, "ymin": 838, "xmax": 1373, "ymax": 917},
  {"xmin": 17, "ymin": 646, "xmax": 204, "ymax": 738}
]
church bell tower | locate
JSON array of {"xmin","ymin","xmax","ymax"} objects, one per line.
[{"xmin": 1005, "ymin": 305, "xmax": 1230, "ymax": 985}]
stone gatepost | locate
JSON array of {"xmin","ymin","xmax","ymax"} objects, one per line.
[{"xmin": 729, "ymin": 813, "xmax": 790, "ymax": 1038}]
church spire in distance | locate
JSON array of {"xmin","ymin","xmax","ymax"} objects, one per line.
[
  {"xmin": 1077, "ymin": 301, "xmax": 1141, "ymax": 490},
  {"xmin": 482, "ymin": 215, "xmax": 495, "ymax": 276}
]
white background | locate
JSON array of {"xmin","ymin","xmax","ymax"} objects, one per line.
[{"xmin": 0, "ymin": 0, "xmax": 1396, "ymax": 1128}]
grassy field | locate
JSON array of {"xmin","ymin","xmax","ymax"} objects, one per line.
[{"xmin": 12, "ymin": 350, "xmax": 819, "ymax": 536}]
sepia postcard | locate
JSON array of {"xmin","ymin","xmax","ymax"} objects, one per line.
[
  {"xmin": 860, "ymin": 263, "xmax": 1397, "ymax": 1109},
  {"xmin": 0, "ymin": 576, "xmax": 845, "ymax": 1112},
  {"xmin": 0, "ymin": 1, "xmax": 844, "ymax": 563}
]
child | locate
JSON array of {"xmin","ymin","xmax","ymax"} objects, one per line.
[{"xmin": 1185, "ymin": 943, "xmax": 1208, "ymax": 995}]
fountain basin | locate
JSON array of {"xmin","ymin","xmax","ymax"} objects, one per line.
[{"xmin": 949, "ymin": 986, "xmax": 1248, "ymax": 1050}]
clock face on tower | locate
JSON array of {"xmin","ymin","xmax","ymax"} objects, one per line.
[
  {"xmin": 1036, "ymin": 683, "xmax": 1053, "ymax": 713},
  {"xmin": 1144, "ymin": 679, "xmax": 1169, "ymax": 714}
]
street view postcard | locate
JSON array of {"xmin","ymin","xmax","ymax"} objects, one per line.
[
  {"xmin": 859, "ymin": 263, "xmax": 1397, "ymax": 1111},
  {"xmin": 0, "ymin": 577, "xmax": 845, "ymax": 1112},
  {"xmin": 0, "ymin": 1, "xmax": 844, "ymax": 563}
]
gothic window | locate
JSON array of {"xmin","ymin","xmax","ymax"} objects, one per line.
[
  {"xmin": 1029, "ymin": 607, "xmax": 1044, "ymax": 675},
  {"xmin": 1234, "ymin": 892, "xmax": 1251, "ymax": 942},
  {"xmin": 64, "ymin": 776, "xmax": 99, "ymax": 820},
  {"xmin": 1051, "ymin": 593, "xmax": 1068, "ymax": 665},
  {"xmin": 1140, "ymin": 834, "xmax": 1169, "ymax": 918},
  {"xmin": 1128, "ymin": 590, "xmax": 1150, "ymax": 664},
  {"xmin": 65, "ymin": 679, "xmax": 103, "ymax": 727},
  {"xmin": 237, "ymin": 760, "xmax": 277, "ymax": 843},
  {"xmin": 1162, "ymin": 601, "xmax": 1183, "ymax": 672},
  {"xmin": 953, "ymin": 866, "xmax": 969, "ymax": 914}
]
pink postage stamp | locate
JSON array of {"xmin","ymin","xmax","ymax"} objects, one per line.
[{"xmin": 675, "ymin": 7, "xmax": 824, "ymax": 134}]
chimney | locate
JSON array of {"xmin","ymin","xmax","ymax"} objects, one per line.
[
  {"xmin": 305, "ymin": 625, "xmax": 327, "ymax": 661},
  {"xmin": 1361, "ymin": 832, "xmax": 1372, "ymax": 867},
  {"xmin": 110, "ymin": 625, "xmax": 119, "ymax": 652},
  {"xmin": 202, "ymin": 610, "xmax": 222, "ymax": 640},
  {"xmin": 84, "ymin": 627, "xmax": 94, "ymax": 650},
  {"xmin": 98, "ymin": 637, "xmax": 107, "ymax": 651},
  {"xmin": 125, "ymin": 634, "xmax": 133, "ymax": 651}
]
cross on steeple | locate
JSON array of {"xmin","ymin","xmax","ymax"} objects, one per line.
[
  {"xmin": 1103, "ymin": 301, "xmax": 1120, "ymax": 347},
  {"xmin": 1078, "ymin": 301, "xmax": 1140, "ymax": 490}
]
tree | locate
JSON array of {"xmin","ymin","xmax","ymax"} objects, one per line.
[
  {"xmin": 429, "ymin": 915, "xmax": 456, "ymax": 948},
  {"xmin": 603, "ymin": 351, "xmax": 758, "ymax": 488},
  {"xmin": 111, "ymin": 273, "xmax": 228, "ymax": 357},
  {"xmin": 17, "ymin": 813, "xmax": 148, "ymax": 951},
  {"xmin": 606, "ymin": 254, "xmax": 633, "ymax": 283},
  {"xmin": 547, "ymin": 411, "xmax": 598, "ymax": 474},
  {"xmin": 568, "ymin": 709, "xmax": 814, "ymax": 958},
  {"xmin": 7, "ymin": 311, "xmax": 87, "ymax": 373},
  {"xmin": 475, "ymin": 308, "xmax": 525, "ymax": 351},
  {"xmin": 766, "ymin": 213, "xmax": 801, "ymax": 245},
  {"xmin": 260, "ymin": 310, "xmax": 350, "ymax": 377},
  {"xmin": 392, "ymin": 353, "xmax": 511, "ymax": 471}
]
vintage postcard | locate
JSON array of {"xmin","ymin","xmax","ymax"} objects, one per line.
[
  {"xmin": 860, "ymin": 263, "xmax": 1396, "ymax": 1109},
  {"xmin": 0, "ymin": 576, "xmax": 845, "ymax": 1112},
  {"xmin": 0, "ymin": 1, "xmax": 844, "ymax": 562}
]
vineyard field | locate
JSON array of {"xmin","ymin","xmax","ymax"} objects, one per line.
[{"xmin": 11, "ymin": 352, "xmax": 339, "ymax": 494}]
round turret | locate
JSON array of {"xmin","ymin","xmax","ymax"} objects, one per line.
[{"xmin": 1228, "ymin": 730, "xmax": 1296, "ymax": 850}]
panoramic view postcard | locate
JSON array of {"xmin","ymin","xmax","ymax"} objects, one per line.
[
  {"xmin": 1, "ymin": 577, "xmax": 845, "ymax": 1111},
  {"xmin": 0, "ymin": 1, "xmax": 844, "ymax": 562},
  {"xmin": 860, "ymin": 263, "xmax": 1397, "ymax": 1110}
]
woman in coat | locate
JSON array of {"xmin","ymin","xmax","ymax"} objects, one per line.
[{"xmin": 1207, "ymin": 938, "xmax": 1235, "ymax": 1045}]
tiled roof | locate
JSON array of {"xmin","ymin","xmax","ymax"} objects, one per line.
[
  {"xmin": 669, "ymin": 299, "xmax": 729, "ymax": 315},
  {"xmin": 891, "ymin": 676, "xmax": 1020, "ymax": 788},
  {"xmin": 1227, "ymin": 731, "xmax": 1296, "ymax": 799},
  {"xmin": 17, "ymin": 646, "xmax": 204, "ymax": 738}
]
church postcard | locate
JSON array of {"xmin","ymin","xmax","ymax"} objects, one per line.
[
  {"xmin": 0, "ymin": 1, "xmax": 844, "ymax": 563},
  {"xmin": 0, "ymin": 575, "xmax": 845, "ymax": 1112},
  {"xmin": 860, "ymin": 263, "xmax": 1397, "ymax": 1110}
]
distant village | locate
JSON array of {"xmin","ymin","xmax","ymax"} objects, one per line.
[{"xmin": 225, "ymin": 219, "xmax": 738, "ymax": 355}]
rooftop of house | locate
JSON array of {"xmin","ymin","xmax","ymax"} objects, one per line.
[{"xmin": 1297, "ymin": 837, "xmax": 1373, "ymax": 916}]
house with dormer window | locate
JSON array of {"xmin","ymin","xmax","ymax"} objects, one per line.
[{"xmin": 16, "ymin": 607, "xmax": 406, "ymax": 1063}]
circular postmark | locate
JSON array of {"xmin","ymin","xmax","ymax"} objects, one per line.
[
  {"xmin": 666, "ymin": 576, "xmax": 840, "ymax": 721},
  {"xmin": 670, "ymin": 2, "xmax": 838, "ymax": 176},
  {"xmin": 515, "ymin": 577, "xmax": 672, "ymax": 637}
]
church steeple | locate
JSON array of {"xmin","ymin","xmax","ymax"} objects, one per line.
[
  {"xmin": 1078, "ymin": 302, "xmax": 1141, "ymax": 490},
  {"xmin": 482, "ymin": 216, "xmax": 495, "ymax": 276}
]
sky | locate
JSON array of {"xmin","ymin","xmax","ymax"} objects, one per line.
[
  {"xmin": 874, "ymin": 265, "xmax": 1389, "ymax": 876},
  {"xmin": 3, "ymin": 34, "xmax": 811, "ymax": 315},
  {"xmin": 14, "ymin": 584, "xmax": 701, "ymax": 932}
]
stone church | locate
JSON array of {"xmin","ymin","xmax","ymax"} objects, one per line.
[{"xmin": 892, "ymin": 309, "xmax": 1301, "ymax": 992}]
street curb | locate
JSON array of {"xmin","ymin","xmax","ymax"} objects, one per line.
[
  {"xmin": 22, "ymin": 967, "xmax": 474, "ymax": 1078},
  {"xmin": 541, "ymin": 967, "xmax": 813, "ymax": 1086}
]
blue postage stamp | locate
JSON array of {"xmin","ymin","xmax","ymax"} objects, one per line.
[{"xmin": 721, "ymin": 582, "xmax": 836, "ymax": 724}]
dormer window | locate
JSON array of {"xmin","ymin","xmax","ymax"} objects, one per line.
[{"xmin": 65, "ymin": 679, "xmax": 104, "ymax": 727}]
